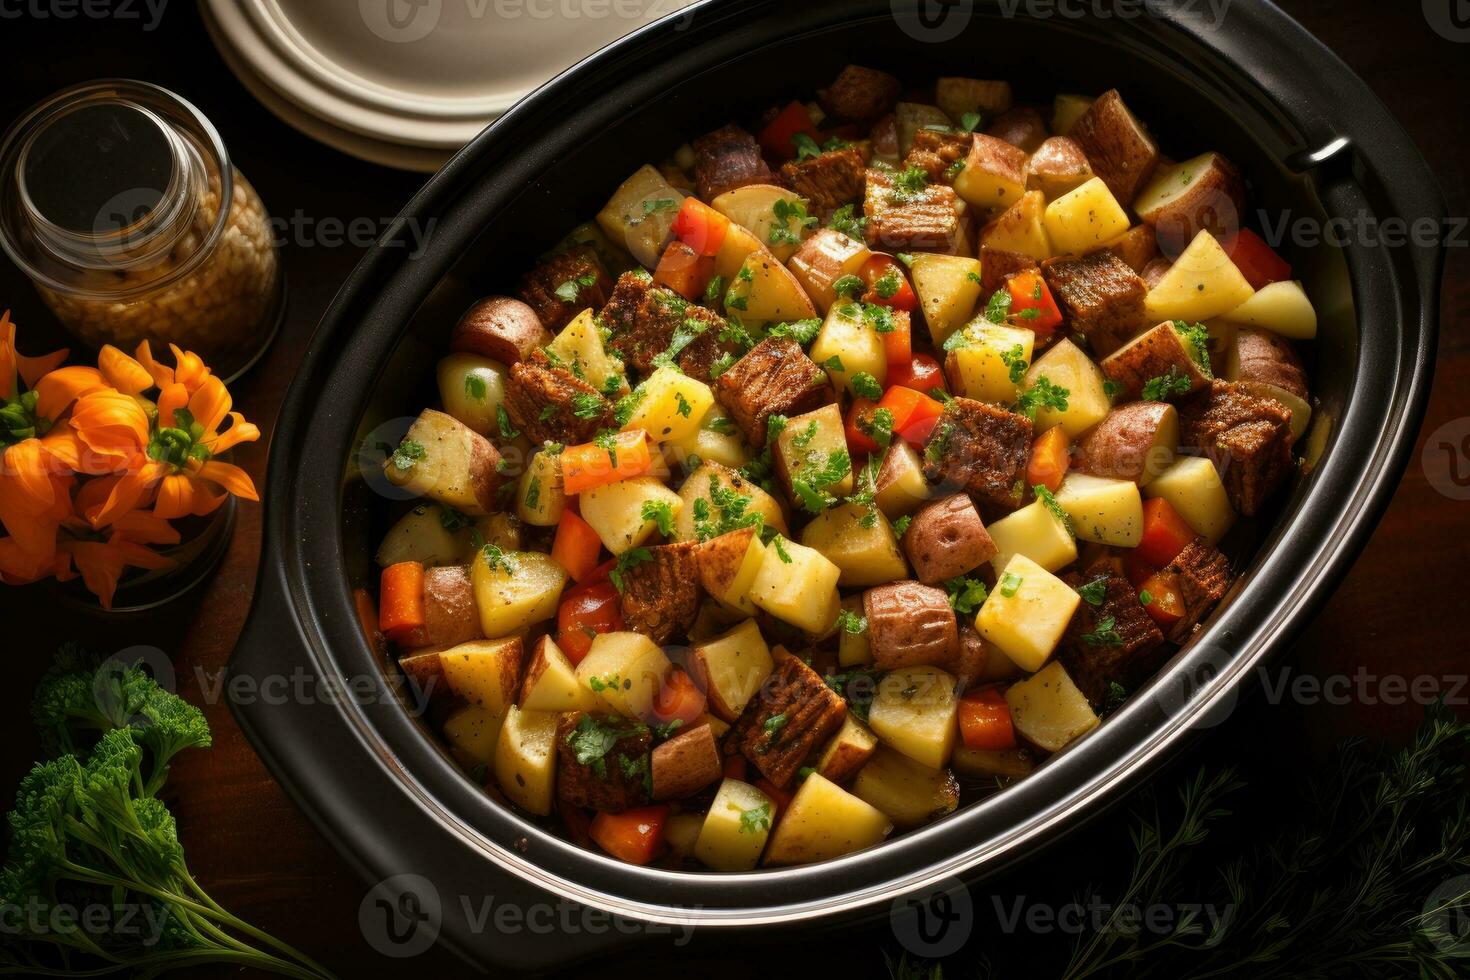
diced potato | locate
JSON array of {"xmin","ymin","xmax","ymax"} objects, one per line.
[
  {"xmin": 875, "ymin": 440, "xmax": 931, "ymax": 518},
  {"xmin": 579, "ymin": 476, "xmax": 682, "ymax": 555},
  {"xmin": 1051, "ymin": 94, "xmax": 1094, "ymax": 136},
  {"xmin": 975, "ymin": 633, "xmax": 1024, "ymax": 682},
  {"xmin": 852, "ymin": 747, "xmax": 960, "ymax": 829},
  {"xmin": 493, "ymin": 707, "xmax": 558, "ymax": 815},
  {"xmin": 1043, "ymin": 176, "xmax": 1131, "ymax": 256},
  {"xmin": 376, "ymin": 504, "xmax": 475, "ymax": 568},
  {"xmin": 546, "ymin": 309, "xmax": 627, "ymax": 396},
  {"xmin": 976, "ymin": 554, "xmax": 1080, "ymax": 671},
  {"xmin": 724, "ymin": 251, "xmax": 818, "ymax": 325},
  {"xmin": 945, "ymin": 320, "xmax": 1035, "ymax": 404},
  {"xmin": 520, "ymin": 637, "xmax": 599, "ymax": 713},
  {"xmin": 712, "ymin": 221, "xmax": 765, "ymax": 284},
  {"xmin": 954, "ymin": 134, "xmax": 1027, "ymax": 212},
  {"xmin": 774, "ymin": 404, "xmax": 854, "ymax": 503},
  {"xmin": 695, "ymin": 778, "xmax": 775, "ymax": 871},
  {"xmin": 689, "ymin": 618, "xmax": 773, "ymax": 721},
  {"xmin": 1144, "ymin": 230, "xmax": 1255, "ymax": 322},
  {"xmin": 624, "ymin": 366, "xmax": 714, "ymax": 445},
  {"xmin": 436, "ymin": 353, "xmax": 509, "ymax": 436},
  {"xmin": 810, "ymin": 303, "xmax": 886, "ymax": 395},
  {"xmin": 952, "ymin": 745, "xmax": 1035, "ymax": 779},
  {"xmin": 788, "ymin": 229, "xmax": 872, "ymax": 313},
  {"xmin": 1054, "ymin": 472, "xmax": 1144, "ymax": 547},
  {"xmin": 697, "ymin": 527, "xmax": 766, "ymax": 615},
  {"xmin": 799, "ymin": 503, "xmax": 907, "ymax": 587},
  {"xmin": 674, "ymin": 461, "xmax": 787, "ymax": 542},
  {"xmin": 575, "ymin": 631, "xmax": 672, "ymax": 720},
  {"xmin": 384, "ymin": 408, "xmax": 501, "ymax": 516},
  {"xmin": 516, "ymin": 448, "xmax": 566, "ymax": 527},
  {"xmin": 712, "ymin": 184, "xmax": 813, "ymax": 263},
  {"xmin": 895, "ymin": 102, "xmax": 953, "ymax": 156},
  {"xmin": 470, "ymin": 550, "xmax": 567, "ymax": 637},
  {"xmin": 664, "ymin": 405, "xmax": 750, "ymax": 471},
  {"xmin": 664, "ymin": 812, "xmax": 704, "ymax": 861},
  {"xmin": 978, "ymin": 190, "xmax": 1052, "ymax": 261},
  {"xmin": 985, "ymin": 499, "xmax": 1078, "ymax": 574},
  {"xmin": 476, "ymin": 512, "xmax": 522, "ymax": 553},
  {"xmin": 1237, "ymin": 380, "xmax": 1312, "ymax": 444},
  {"xmin": 442, "ymin": 704, "xmax": 502, "ymax": 767},
  {"xmin": 1005, "ymin": 661, "xmax": 1099, "ymax": 752},
  {"xmin": 747, "ymin": 536, "xmax": 841, "ymax": 634},
  {"xmin": 936, "ymin": 78, "xmax": 1013, "ymax": 122},
  {"xmin": 438, "ymin": 637, "xmax": 522, "ymax": 716},
  {"xmin": 816, "ymin": 714, "xmax": 879, "ymax": 782},
  {"xmin": 867, "ymin": 666, "xmax": 959, "ymax": 769},
  {"xmin": 909, "ymin": 253, "xmax": 983, "ymax": 347},
  {"xmin": 596, "ymin": 164, "xmax": 685, "ymax": 268},
  {"xmin": 837, "ymin": 596, "xmax": 873, "ymax": 667},
  {"xmin": 1221, "ymin": 279, "xmax": 1317, "ymax": 339},
  {"xmin": 762, "ymin": 773, "xmax": 892, "ymax": 866},
  {"xmin": 1024, "ymin": 338, "xmax": 1112, "ymax": 437},
  {"xmin": 1143, "ymin": 456, "xmax": 1236, "ymax": 543}
]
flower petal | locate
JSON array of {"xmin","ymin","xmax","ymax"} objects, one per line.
[
  {"xmin": 152, "ymin": 473, "xmax": 196, "ymax": 521},
  {"xmin": 71, "ymin": 389, "xmax": 151, "ymax": 461},
  {"xmin": 0, "ymin": 535, "xmax": 69, "ymax": 585},
  {"xmin": 87, "ymin": 458, "xmax": 167, "ymax": 528},
  {"xmin": 207, "ymin": 412, "xmax": 262, "ymax": 454},
  {"xmin": 187, "ymin": 376, "xmax": 232, "ymax": 436},
  {"xmin": 134, "ymin": 340, "xmax": 174, "ymax": 389},
  {"xmin": 111, "ymin": 508, "xmax": 182, "ymax": 546},
  {"xmin": 35, "ymin": 366, "xmax": 106, "ymax": 421},
  {"xmin": 98, "ymin": 345, "xmax": 155, "ymax": 395},
  {"xmin": 61, "ymin": 540, "xmax": 126, "ymax": 610},
  {"xmin": 196, "ymin": 460, "xmax": 258, "ymax": 501},
  {"xmin": 156, "ymin": 382, "xmax": 189, "ymax": 429},
  {"xmin": 169, "ymin": 344, "xmax": 211, "ymax": 392}
]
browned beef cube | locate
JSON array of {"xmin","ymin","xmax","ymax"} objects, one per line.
[
  {"xmin": 1163, "ymin": 539, "xmax": 1231, "ymax": 643},
  {"xmin": 864, "ymin": 168, "xmax": 966, "ymax": 253},
  {"xmin": 599, "ymin": 270, "xmax": 654, "ymax": 346},
  {"xmin": 1068, "ymin": 89, "xmax": 1160, "ymax": 205},
  {"xmin": 617, "ymin": 540, "xmax": 702, "ymax": 645},
  {"xmin": 729, "ymin": 655, "xmax": 847, "ymax": 787},
  {"xmin": 979, "ymin": 246, "xmax": 1040, "ymax": 294},
  {"xmin": 517, "ymin": 245, "xmax": 611, "ymax": 333},
  {"xmin": 1058, "ymin": 570, "xmax": 1166, "ymax": 707},
  {"xmin": 504, "ymin": 352, "xmax": 614, "ymax": 446},
  {"xmin": 903, "ymin": 128, "xmax": 971, "ymax": 182},
  {"xmin": 1041, "ymin": 251, "xmax": 1149, "ymax": 357},
  {"xmin": 713, "ymin": 337, "xmax": 833, "ymax": 449},
  {"xmin": 676, "ymin": 317, "xmax": 746, "ymax": 384},
  {"xmin": 692, "ymin": 124, "xmax": 773, "ymax": 200},
  {"xmin": 819, "ymin": 65, "xmax": 902, "ymax": 122},
  {"xmin": 1179, "ymin": 380, "xmax": 1295, "ymax": 516},
  {"xmin": 779, "ymin": 147, "xmax": 867, "ymax": 215},
  {"xmin": 922, "ymin": 397, "xmax": 1033, "ymax": 509},
  {"xmin": 606, "ymin": 285, "xmax": 695, "ymax": 376},
  {"xmin": 556, "ymin": 712, "xmax": 652, "ymax": 813}
]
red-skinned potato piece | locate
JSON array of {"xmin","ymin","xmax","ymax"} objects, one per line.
[
  {"xmin": 651, "ymin": 723, "xmax": 723, "ymax": 800},
  {"xmin": 863, "ymin": 581, "xmax": 960, "ymax": 669},
  {"xmin": 1074, "ymin": 402, "xmax": 1180, "ymax": 485},
  {"xmin": 1133, "ymin": 151, "xmax": 1245, "ymax": 254},
  {"xmin": 1024, "ymin": 136, "xmax": 1094, "ymax": 200},
  {"xmin": 900, "ymin": 495, "xmax": 997, "ymax": 584},
  {"xmin": 1067, "ymin": 89, "xmax": 1160, "ymax": 204},
  {"xmin": 450, "ymin": 296, "xmax": 550, "ymax": 364}
]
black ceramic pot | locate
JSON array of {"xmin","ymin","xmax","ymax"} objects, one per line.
[{"xmin": 229, "ymin": 0, "xmax": 1443, "ymax": 971}]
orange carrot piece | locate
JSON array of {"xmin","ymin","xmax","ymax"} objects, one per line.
[
  {"xmin": 551, "ymin": 509, "xmax": 604, "ymax": 583},
  {"xmin": 653, "ymin": 240, "xmax": 716, "ymax": 300},
  {"xmin": 378, "ymin": 561, "xmax": 426, "ymax": 644},
  {"xmin": 958, "ymin": 687, "xmax": 1017, "ymax": 751},
  {"xmin": 1135, "ymin": 497, "xmax": 1196, "ymax": 567},
  {"xmin": 562, "ymin": 429, "xmax": 653, "ymax": 495},
  {"xmin": 589, "ymin": 805, "xmax": 670, "ymax": 865},
  {"xmin": 1025, "ymin": 426, "xmax": 1071, "ymax": 493}
]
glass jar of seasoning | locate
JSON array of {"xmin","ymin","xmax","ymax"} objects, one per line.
[{"xmin": 0, "ymin": 80, "xmax": 283, "ymax": 381}]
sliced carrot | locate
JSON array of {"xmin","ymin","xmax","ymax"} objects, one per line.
[
  {"xmin": 378, "ymin": 561, "xmax": 426, "ymax": 645},
  {"xmin": 844, "ymin": 397, "xmax": 883, "ymax": 455},
  {"xmin": 551, "ymin": 509, "xmax": 603, "ymax": 583},
  {"xmin": 653, "ymin": 240, "xmax": 716, "ymax": 300},
  {"xmin": 555, "ymin": 580, "xmax": 624, "ymax": 664},
  {"xmin": 562, "ymin": 429, "xmax": 652, "ymax": 495},
  {"xmin": 1135, "ymin": 497, "xmax": 1196, "ymax": 567},
  {"xmin": 879, "ymin": 308, "xmax": 913, "ymax": 370},
  {"xmin": 650, "ymin": 667, "xmax": 707, "ymax": 727},
  {"xmin": 958, "ymin": 687, "xmax": 1016, "ymax": 751},
  {"xmin": 1139, "ymin": 570, "xmax": 1185, "ymax": 627},
  {"xmin": 1005, "ymin": 268, "xmax": 1063, "ymax": 338},
  {"xmin": 1025, "ymin": 426, "xmax": 1071, "ymax": 493},
  {"xmin": 589, "ymin": 806, "xmax": 670, "ymax": 865},
  {"xmin": 877, "ymin": 385, "xmax": 944, "ymax": 447},
  {"xmin": 670, "ymin": 197, "xmax": 729, "ymax": 257},
  {"xmin": 859, "ymin": 254, "xmax": 918, "ymax": 312}
]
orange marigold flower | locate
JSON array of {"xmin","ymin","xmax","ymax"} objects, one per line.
[
  {"xmin": 0, "ymin": 310, "xmax": 68, "ymax": 403},
  {"xmin": 59, "ymin": 509, "xmax": 180, "ymax": 610},
  {"xmin": 70, "ymin": 389, "xmax": 152, "ymax": 472},
  {"xmin": 134, "ymin": 340, "xmax": 212, "ymax": 394}
]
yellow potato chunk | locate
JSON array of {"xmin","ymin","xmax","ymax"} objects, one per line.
[
  {"xmin": 1143, "ymin": 456, "xmax": 1236, "ymax": 543},
  {"xmin": 494, "ymin": 707, "xmax": 559, "ymax": 815},
  {"xmin": 441, "ymin": 704, "xmax": 502, "ymax": 767},
  {"xmin": 1043, "ymin": 176, "xmax": 1132, "ymax": 255},
  {"xmin": 975, "ymin": 554, "xmax": 1080, "ymax": 671},
  {"xmin": 690, "ymin": 619, "xmax": 773, "ymax": 721},
  {"xmin": 1005, "ymin": 661, "xmax": 1099, "ymax": 752},
  {"xmin": 852, "ymin": 746, "xmax": 960, "ymax": 829},
  {"xmin": 979, "ymin": 190, "xmax": 1052, "ymax": 261},
  {"xmin": 867, "ymin": 666, "xmax": 959, "ymax": 769},
  {"xmin": 1054, "ymin": 472, "xmax": 1144, "ymax": 547},
  {"xmin": 909, "ymin": 253, "xmax": 983, "ymax": 346},
  {"xmin": 945, "ymin": 320, "xmax": 1035, "ymax": 404},
  {"xmin": 579, "ymin": 476, "xmax": 682, "ymax": 555},
  {"xmin": 437, "ymin": 637, "xmax": 522, "ymax": 715},
  {"xmin": 985, "ymin": 499, "xmax": 1078, "ymax": 574},
  {"xmin": 747, "ymin": 536, "xmax": 841, "ymax": 634},
  {"xmin": 1024, "ymin": 338, "xmax": 1112, "ymax": 437},
  {"xmin": 471, "ymin": 550, "xmax": 566, "ymax": 637},
  {"xmin": 810, "ymin": 302, "xmax": 886, "ymax": 396},
  {"xmin": 1221, "ymin": 280, "xmax": 1317, "ymax": 340},
  {"xmin": 575, "ymin": 631, "xmax": 671, "ymax": 720},
  {"xmin": 694, "ymin": 778, "xmax": 775, "ymax": 871},
  {"xmin": 799, "ymin": 503, "xmax": 908, "ymax": 588},
  {"xmin": 624, "ymin": 366, "xmax": 714, "ymax": 445},
  {"xmin": 1144, "ymin": 229, "xmax": 1255, "ymax": 322},
  {"xmin": 762, "ymin": 773, "xmax": 892, "ymax": 866}
]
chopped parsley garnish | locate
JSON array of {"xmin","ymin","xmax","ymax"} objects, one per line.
[
  {"xmin": 691, "ymin": 481, "xmax": 766, "ymax": 542},
  {"xmin": 1033, "ymin": 484, "xmax": 1073, "ymax": 533},
  {"xmin": 829, "ymin": 204, "xmax": 867, "ymax": 240},
  {"xmin": 1103, "ymin": 681, "xmax": 1128, "ymax": 713},
  {"xmin": 857, "ymin": 406, "xmax": 895, "ymax": 449},
  {"xmin": 767, "ymin": 318, "xmax": 823, "ymax": 345},
  {"xmin": 1139, "ymin": 589, "xmax": 1154, "ymax": 606},
  {"xmin": 703, "ymin": 274, "xmax": 726, "ymax": 305},
  {"xmin": 538, "ymin": 404, "xmax": 558, "ymax": 422},
  {"xmin": 1001, "ymin": 344, "xmax": 1030, "ymax": 385},
  {"xmin": 612, "ymin": 387, "xmax": 646, "ymax": 427},
  {"xmin": 739, "ymin": 803, "xmax": 772, "ymax": 834},
  {"xmin": 945, "ymin": 575, "xmax": 989, "ymax": 615},
  {"xmin": 836, "ymin": 608, "xmax": 867, "ymax": 634},
  {"xmin": 873, "ymin": 269, "xmax": 902, "ymax": 299},
  {"xmin": 998, "ymin": 572, "xmax": 1024, "ymax": 598},
  {"xmin": 389, "ymin": 439, "xmax": 425, "ymax": 471},
  {"xmin": 1103, "ymin": 379, "xmax": 1122, "ymax": 401},
  {"xmin": 709, "ymin": 352, "xmax": 738, "ymax": 379},
  {"xmin": 496, "ymin": 404, "xmax": 520, "ymax": 442},
  {"xmin": 892, "ymin": 515, "xmax": 912, "ymax": 537},
  {"xmin": 850, "ymin": 372, "xmax": 883, "ymax": 401},
  {"xmin": 1077, "ymin": 578, "xmax": 1108, "ymax": 606},
  {"xmin": 571, "ymin": 392, "xmax": 605, "ymax": 420},
  {"xmin": 945, "ymin": 158, "xmax": 966, "ymax": 180},
  {"xmin": 1174, "ymin": 320, "xmax": 1213, "ymax": 372},
  {"xmin": 1142, "ymin": 367, "xmax": 1193, "ymax": 402},
  {"xmin": 820, "ymin": 354, "xmax": 846, "ymax": 374},
  {"xmin": 769, "ymin": 198, "xmax": 817, "ymax": 246},
  {"xmin": 481, "ymin": 544, "xmax": 517, "ymax": 574},
  {"xmin": 763, "ymin": 713, "xmax": 789, "ymax": 735},
  {"xmin": 983, "ymin": 289, "xmax": 1013, "ymax": 324},
  {"xmin": 1016, "ymin": 376, "xmax": 1070, "ymax": 420},
  {"xmin": 554, "ymin": 272, "xmax": 598, "ymax": 304},
  {"xmin": 609, "ymin": 547, "xmax": 653, "ymax": 593},
  {"xmin": 888, "ymin": 166, "xmax": 931, "ymax": 204},
  {"xmin": 832, "ymin": 274, "xmax": 865, "ymax": 298},
  {"xmin": 771, "ymin": 535, "xmax": 793, "ymax": 564},
  {"xmin": 640, "ymin": 499, "xmax": 675, "ymax": 537},
  {"xmin": 958, "ymin": 111, "xmax": 982, "ymax": 133},
  {"xmin": 524, "ymin": 476, "xmax": 541, "ymax": 511},
  {"xmin": 563, "ymin": 714, "xmax": 647, "ymax": 779},
  {"xmin": 464, "ymin": 374, "xmax": 487, "ymax": 402},
  {"xmin": 674, "ymin": 391, "xmax": 693, "ymax": 418},
  {"xmin": 791, "ymin": 449, "xmax": 851, "ymax": 514},
  {"xmin": 593, "ymin": 428, "xmax": 620, "ymax": 468},
  {"xmin": 1082, "ymin": 614, "xmax": 1124, "ymax": 647},
  {"xmin": 792, "ymin": 132, "xmax": 822, "ymax": 161},
  {"xmin": 642, "ymin": 198, "xmax": 677, "ymax": 214}
]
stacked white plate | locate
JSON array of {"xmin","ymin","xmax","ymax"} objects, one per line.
[{"xmin": 203, "ymin": 0, "xmax": 692, "ymax": 172}]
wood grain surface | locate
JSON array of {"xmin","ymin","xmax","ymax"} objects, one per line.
[{"xmin": 0, "ymin": 2, "xmax": 1464, "ymax": 976}]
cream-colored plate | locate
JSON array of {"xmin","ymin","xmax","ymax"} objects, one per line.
[{"xmin": 203, "ymin": 0, "xmax": 691, "ymax": 171}]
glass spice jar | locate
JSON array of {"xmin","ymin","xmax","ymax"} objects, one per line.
[{"xmin": 0, "ymin": 80, "xmax": 283, "ymax": 381}]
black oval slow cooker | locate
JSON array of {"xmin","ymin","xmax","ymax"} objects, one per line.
[{"xmin": 229, "ymin": 0, "xmax": 1443, "ymax": 971}]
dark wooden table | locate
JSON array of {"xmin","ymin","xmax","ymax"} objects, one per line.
[{"xmin": 1, "ymin": 2, "xmax": 1465, "ymax": 977}]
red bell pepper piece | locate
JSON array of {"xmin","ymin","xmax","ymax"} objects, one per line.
[
  {"xmin": 1138, "ymin": 570, "xmax": 1185, "ymax": 627},
  {"xmin": 555, "ymin": 580, "xmax": 624, "ymax": 664},
  {"xmin": 757, "ymin": 100, "xmax": 820, "ymax": 161},
  {"xmin": 886, "ymin": 352, "xmax": 945, "ymax": 395},
  {"xmin": 1005, "ymin": 269, "xmax": 1063, "ymax": 339},
  {"xmin": 589, "ymin": 805, "xmax": 670, "ymax": 865},
  {"xmin": 877, "ymin": 384, "xmax": 945, "ymax": 447},
  {"xmin": 958, "ymin": 687, "xmax": 1017, "ymax": 751},
  {"xmin": 670, "ymin": 197, "xmax": 729, "ymax": 257},
  {"xmin": 1222, "ymin": 229, "xmax": 1291, "ymax": 290},
  {"xmin": 844, "ymin": 397, "xmax": 883, "ymax": 455},
  {"xmin": 859, "ymin": 254, "xmax": 918, "ymax": 312},
  {"xmin": 1134, "ymin": 497, "xmax": 1196, "ymax": 568}
]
